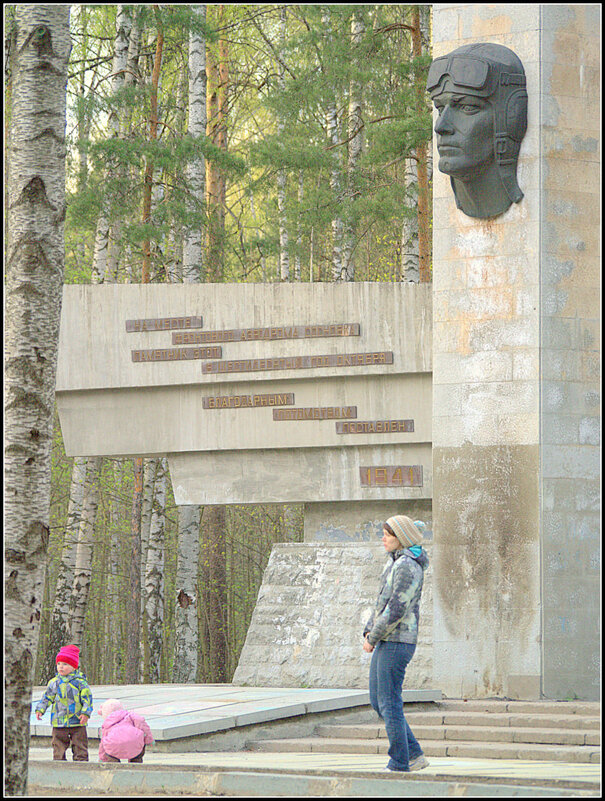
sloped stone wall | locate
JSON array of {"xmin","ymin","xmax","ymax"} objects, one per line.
[{"xmin": 233, "ymin": 541, "xmax": 433, "ymax": 689}]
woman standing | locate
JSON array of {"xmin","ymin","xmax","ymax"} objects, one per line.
[{"xmin": 363, "ymin": 515, "xmax": 430, "ymax": 772}]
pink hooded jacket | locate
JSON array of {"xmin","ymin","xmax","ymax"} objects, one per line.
[{"xmin": 98, "ymin": 699, "xmax": 154, "ymax": 761}]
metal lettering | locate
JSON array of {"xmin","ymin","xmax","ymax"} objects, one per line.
[
  {"xmin": 126, "ymin": 315, "xmax": 202, "ymax": 332},
  {"xmin": 202, "ymin": 393, "xmax": 295, "ymax": 409},
  {"xmin": 201, "ymin": 352, "xmax": 392, "ymax": 374},
  {"xmin": 360, "ymin": 466, "xmax": 423, "ymax": 487},
  {"xmin": 173, "ymin": 323, "xmax": 360, "ymax": 345},
  {"xmin": 273, "ymin": 406, "xmax": 357, "ymax": 421},
  {"xmin": 336, "ymin": 419, "xmax": 414, "ymax": 434},
  {"xmin": 132, "ymin": 346, "xmax": 221, "ymax": 362}
]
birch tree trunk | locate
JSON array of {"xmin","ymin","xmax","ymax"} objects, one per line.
[
  {"xmin": 295, "ymin": 169, "xmax": 303, "ymax": 281},
  {"xmin": 44, "ymin": 456, "xmax": 88, "ymax": 681},
  {"xmin": 341, "ymin": 12, "xmax": 364, "ymax": 281},
  {"xmin": 172, "ymin": 5, "xmax": 206, "ymax": 684},
  {"xmin": 182, "ymin": 4, "xmax": 206, "ymax": 283},
  {"xmin": 4, "ymin": 7, "xmax": 70, "ymax": 794},
  {"xmin": 401, "ymin": 157, "xmax": 420, "ymax": 282},
  {"xmin": 277, "ymin": 7, "xmax": 289, "ymax": 281},
  {"xmin": 69, "ymin": 457, "xmax": 102, "ymax": 650},
  {"xmin": 145, "ymin": 458, "xmax": 167, "ymax": 682},
  {"xmin": 125, "ymin": 456, "xmax": 144, "ymax": 683},
  {"xmin": 139, "ymin": 456, "xmax": 157, "ymax": 680}
]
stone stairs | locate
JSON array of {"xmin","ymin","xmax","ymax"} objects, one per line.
[{"xmin": 245, "ymin": 699, "xmax": 601, "ymax": 764}]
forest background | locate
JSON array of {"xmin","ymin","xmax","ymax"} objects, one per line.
[{"xmin": 5, "ymin": 3, "xmax": 433, "ymax": 689}]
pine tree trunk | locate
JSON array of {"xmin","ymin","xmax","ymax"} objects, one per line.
[
  {"xmin": 141, "ymin": 15, "xmax": 164, "ymax": 283},
  {"xmin": 411, "ymin": 6, "xmax": 431, "ymax": 282},
  {"xmin": 5, "ymin": 8, "xmax": 70, "ymax": 793},
  {"xmin": 322, "ymin": 11, "xmax": 343, "ymax": 280},
  {"xmin": 202, "ymin": 505, "xmax": 228, "ymax": 682},
  {"xmin": 145, "ymin": 458, "xmax": 167, "ymax": 682},
  {"xmin": 341, "ymin": 12, "xmax": 364, "ymax": 280}
]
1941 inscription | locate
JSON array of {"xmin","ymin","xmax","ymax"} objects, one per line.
[
  {"xmin": 174, "ymin": 323, "xmax": 360, "ymax": 345},
  {"xmin": 337, "ymin": 420, "xmax": 414, "ymax": 434},
  {"xmin": 132, "ymin": 346, "xmax": 221, "ymax": 362},
  {"xmin": 360, "ymin": 466, "xmax": 423, "ymax": 487},
  {"xmin": 126, "ymin": 315, "xmax": 202, "ymax": 332},
  {"xmin": 201, "ymin": 352, "xmax": 393, "ymax": 374},
  {"xmin": 273, "ymin": 406, "xmax": 357, "ymax": 421},
  {"xmin": 203, "ymin": 393, "xmax": 294, "ymax": 409}
]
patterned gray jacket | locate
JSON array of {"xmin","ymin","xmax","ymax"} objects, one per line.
[{"xmin": 364, "ymin": 547, "xmax": 429, "ymax": 646}]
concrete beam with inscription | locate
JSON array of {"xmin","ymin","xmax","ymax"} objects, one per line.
[{"xmin": 56, "ymin": 282, "xmax": 432, "ymax": 504}]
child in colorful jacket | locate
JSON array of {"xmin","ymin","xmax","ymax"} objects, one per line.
[
  {"xmin": 98, "ymin": 698, "xmax": 154, "ymax": 762},
  {"xmin": 35, "ymin": 644, "xmax": 93, "ymax": 761}
]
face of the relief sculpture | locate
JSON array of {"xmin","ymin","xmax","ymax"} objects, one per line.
[
  {"xmin": 432, "ymin": 78, "xmax": 495, "ymax": 179},
  {"xmin": 427, "ymin": 43, "xmax": 528, "ymax": 219}
]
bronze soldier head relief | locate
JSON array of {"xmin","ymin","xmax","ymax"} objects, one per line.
[{"xmin": 427, "ymin": 43, "xmax": 528, "ymax": 219}]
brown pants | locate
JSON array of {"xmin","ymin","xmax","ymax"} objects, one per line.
[
  {"xmin": 103, "ymin": 745, "xmax": 146, "ymax": 763},
  {"xmin": 52, "ymin": 725, "xmax": 89, "ymax": 761}
]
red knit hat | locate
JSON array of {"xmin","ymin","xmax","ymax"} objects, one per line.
[{"xmin": 56, "ymin": 644, "xmax": 80, "ymax": 669}]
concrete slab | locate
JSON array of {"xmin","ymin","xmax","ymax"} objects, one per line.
[
  {"xmin": 31, "ymin": 683, "xmax": 441, "ymax": 741},
  {"xmin": 26, "ymin": 749, "xmax": 601, "ymax": 797}
]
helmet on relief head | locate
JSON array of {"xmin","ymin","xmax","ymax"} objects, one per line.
[{"xmin": 427, "ymin": 43, "xmax": 528, "ymax": 205}]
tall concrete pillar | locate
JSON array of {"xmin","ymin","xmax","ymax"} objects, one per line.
[{"xmin": 431, "ymin": 5, "xmax": 600, "ymax": 700}]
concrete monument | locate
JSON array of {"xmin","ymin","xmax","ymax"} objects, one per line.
[{"xmin": 430, "ymin": 4, "xmax": 599, "ymax": 701}]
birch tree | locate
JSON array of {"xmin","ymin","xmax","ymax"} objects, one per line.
[
  {"xmin": 44, "ymin": 456, "xmax": 88, "ymax": 681},
  {"xmin": 173, "ymin": 4, "xmax": 206, "ymax": 684},
  {"xmin": 276, "ymin": 6, "xmax": 289, "ymax": 281},
  {"xmin": 145, "ymin": 457, "xmax": 167, "ymax": 683},
  {"xmin": 69, "ymin": 457, "xmax": 102, "ymax": 649},
  {"xmin": 4, "ymin": 8, "xmax": 70, "ymax": 793}
]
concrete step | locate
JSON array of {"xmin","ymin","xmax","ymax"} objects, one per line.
[
  {"xmin": 414, "ymin": 700, "xmax": 600, "ymax": 716},
  {"xmin": 247, "ymin": 736, "xmax": 601, "ymax": 763},
  {"xmin": 315, "ymin": 722, "xmax": 600, "ymax": 746},
  {"xmin": 404, "ymin": 711, "xmax": 601, "ymax": 730}
]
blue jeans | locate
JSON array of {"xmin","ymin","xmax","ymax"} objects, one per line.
[{"xmin": 369, "ymin": 640, "xmax": 423, "ymax": 771}]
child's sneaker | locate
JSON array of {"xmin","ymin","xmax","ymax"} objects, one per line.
[{"xmin": 409, "ymin": 754, "xmax": 430, "ymax": 771}]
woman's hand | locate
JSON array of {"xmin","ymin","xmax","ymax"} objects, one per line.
[{"xmin": 363, "ymin": 635, "xmax": 374, "ymax": 653}]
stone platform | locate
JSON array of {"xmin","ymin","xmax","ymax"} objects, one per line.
[{"xmin": 30, "ymin": 682, "xmax": 440, "ymax": 748}]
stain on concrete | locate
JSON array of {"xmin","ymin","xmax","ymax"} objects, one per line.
[{"xmin": 433, "ymin": 443, "xmax": 540, "ymax": 679}]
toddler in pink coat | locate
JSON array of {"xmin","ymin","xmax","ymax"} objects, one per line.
[{"xmin": 98, "ymin": 699, "xmax": 154, "ymax": 763}]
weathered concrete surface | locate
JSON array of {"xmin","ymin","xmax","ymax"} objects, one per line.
[
  {"xmin": 303, "ymin": 500, "xmax": 432, "ymax": 542},
  {"xmin": 170, "ymin": 443, "xmax": 432, "ymax": 505},
  {"xmin": 28, "ymin": 761, "xmax": 600, "ymax": 797},
  {"xmin": 233, "ymin": 542, "xmax": 433, "ymax": 690},
  {"xmin": 56, "ymin": 281, "xmax": 432, "ymax": 505},
  {"xmin": 431, "ymin": 4, "xmax": 600, "ymax": 700}
]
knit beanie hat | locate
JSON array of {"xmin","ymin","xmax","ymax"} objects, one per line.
[
  {"xmin": 56, "ymin": 644, "xmax": 80, "ymax": 669},
  {"xmin": 385, "ymin": 515, "xmax": 424, "ymax": 548},
  {"xmin": 99, "ymin": 699, "xmax": 124, "ymax": 718}
]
